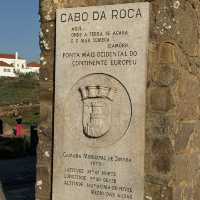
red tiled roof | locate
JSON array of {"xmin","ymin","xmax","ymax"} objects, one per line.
[
  {"xmin": 0, "ymin": 61, "xmax": 11, "ymax": 67},
  {"xmin": 27, "ymin": 62, "xmax": 40, "ymax": 68},
  {"xmin": 0, "ymin": 54, "xmax": 16, "ymax": 59}
]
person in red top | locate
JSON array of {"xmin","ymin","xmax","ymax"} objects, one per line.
[{"xmin": 16, "ymin": 118, "xmax": 23, "ymax": 137}]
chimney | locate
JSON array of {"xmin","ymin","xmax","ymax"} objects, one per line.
[{"xmin": 15, "ymin": 52, "xmax": 18, "ymax": 60}]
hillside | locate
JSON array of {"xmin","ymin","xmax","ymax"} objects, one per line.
[
  {"xmin": 0, "ymin": 77, "xmax": 39, "ymax": 106},
  {"xmin": 0, "ymin": 76, "xmax": 39, "ymax": 129}
]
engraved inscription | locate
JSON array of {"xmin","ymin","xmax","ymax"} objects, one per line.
[{"xmin": 53, "ymin": 3, "xmax": 149, "ymax": 200}]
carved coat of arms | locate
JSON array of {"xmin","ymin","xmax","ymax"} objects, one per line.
[{"xmin": 79, "ymin": 86, "xmax": 115, "ymax": 138}]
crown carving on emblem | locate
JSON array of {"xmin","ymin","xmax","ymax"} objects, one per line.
[{"xmin": 79, "ymin": 85, "xmax": 116, "ymax": 101}]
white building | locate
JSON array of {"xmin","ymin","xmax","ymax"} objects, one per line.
[
  {"xmin": 0, "ymin": 52, "xmax": 40, "ymax": 77},
  {"xmin": 25, "ymin": 62, "xmax": 40, "ymax": 73},
  {"xmin": 0, "ymin": 61, "xmax": 16, "ymax": 77}
]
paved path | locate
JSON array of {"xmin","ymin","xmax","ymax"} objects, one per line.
[{"xmin": 0, "ymin": 156, "xmax": 36, "ymax": 200}]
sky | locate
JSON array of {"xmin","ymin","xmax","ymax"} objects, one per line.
[{"xmin": 0, "ymin": 1, "xmax": 40, "ymax": 61}]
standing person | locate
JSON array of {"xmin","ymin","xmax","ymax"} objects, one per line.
[
  {"xmin": 0, "ymin": 120, "xmax": 3, "ymax": 135},
  {"xmin": 30, "ymin": 124, "xmax": 38, "ymax": 155},
  {"xmin": 16, "ymin": 118, "xmax": 23, "ymax": 137}
]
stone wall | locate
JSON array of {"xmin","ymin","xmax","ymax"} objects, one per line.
[{"xmin": 38, "ymin": 0, "xmax": 200, "ymax": 199}]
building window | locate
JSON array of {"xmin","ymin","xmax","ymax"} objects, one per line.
[{"xmin": 3, "ymin": 68, "xmax": 11, "ymax": 72}]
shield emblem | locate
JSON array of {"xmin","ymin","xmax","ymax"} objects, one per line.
[{"xmin": 82, "ymin": 98, "xmax": 112, "ymax": 138}]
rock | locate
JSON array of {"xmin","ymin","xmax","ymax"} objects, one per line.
[
  {"xmin": 175, "ymin": 70, "xmax": 199, "ymax": 120},
  {"xmin": 152, "ymin": 137, "xmax": 173, "ymax": 174},
  {"xmin": 152, "ymin": 65, "xmax": 178, "ymax": 86},
  {"xmin": 3, "ymin": 123, "xmax": 14, "ymax": 137},
  {"xmin": 175, "ymin": 122, "xmax": 195, "ymax": 153},
  {"xmin": 159, "ymin": 43, "xmax": 177, "ymax": 64},
  {"xmin": 150, "ymin": 87, "xmax": 175, "ymax": 112}
]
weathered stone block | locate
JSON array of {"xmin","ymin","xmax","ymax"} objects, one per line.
[
  {"xmin": 173, "ymin": 0, "xmax": 199, "ymax": 57},
  {"xmin": 145, "ymin": 134, "xmax": 153, "ymax": 173},
  {"xmin": 152, "ymin": 65, "xmax": 178, "ymax": 86},
  {"xmin": 194, "ymin": 175, "xmax": 200, "ymax": 200},
  {"xmin": 176, "ymin": 70, "xmax": 199, "ymax": 120},
  {"xmin": 145, "ymin": 182, "xmax": 161, "ymax": 200},
  {"xmin": 145, "ymin": 181, "xmax": 172, "ymax": 200},
  {"xmin": 174, "ymin": 153, "xmax": 199, "ymax": 184},
  {"xmin": 96, "ymin": 0, "xmax": 134, "ymax": 6},
  {"xmin": 175, "ymin": 122, "xmax": 195, "ymax": 153},
  {"xmin": 40, "ymin": 0, "xmax": 55, "ymax": 21},
  {"xmin": 174, "ymin": 185, "xmax": 193, "ymax": 200},
  {"xmin": 150, "ymin": 87, "xmax": 174, "ymax": 112},
  {"xmin": 40, "ymin": 101, "xmax": 52, "ymax": 123},
  {"xmin": 152, "ymin": 137, "xmax": 173, "ymax": 174},
  {"xmin": 36, "ymin": 166, "xmax": 51, "ymax": 199},
  {"xmin": 146, "ymin": 113, "xmax": 175, "ymax": 137},
  {"xmin": 55, "ymin": 0, "xmax": 96, "ymax": 7},
  {"xmin": 159, "ymin": 43, "xmax": 176, "ymax": 64},
  {"xmin": 189, "ymin": 121, "xmax": 200, "ymax": 151},
  {"xmin": 37, "ymin": 136, "xmax": 52, "ymax": 165}
]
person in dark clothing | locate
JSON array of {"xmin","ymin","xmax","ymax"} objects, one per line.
[
  {"xmin": 30, "ymin": 124, "xmax": 39, "ymax": 155},
  {"xmin": 0, "ymin": 120, "xmax": 3, "ymax": 135}
]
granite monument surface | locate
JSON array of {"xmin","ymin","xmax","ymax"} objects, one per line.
[{"xmin": 53, "ymin": 3, "xmax": 149, "ymax": 200}]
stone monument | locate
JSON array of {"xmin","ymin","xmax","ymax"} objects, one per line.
[{"xmin": 53, "ymin": 3, "xmax": 149, "ymax": 200}]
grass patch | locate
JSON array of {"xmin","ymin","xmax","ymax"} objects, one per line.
[
  {"xmin": 0, "ymin": 77, "xmax": 39, "ymax": 106},
  {"xmin": 0, "ymin": 77, "xmax": 39, "ymax": 130},
  {"xmin": 21, "ymin": 110, "xmax": 39, "ymax": 126}
]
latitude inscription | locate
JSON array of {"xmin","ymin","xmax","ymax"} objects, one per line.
[{"xmin": 53, "ymin": 3, "xmax": 149, "ymax": 200}]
